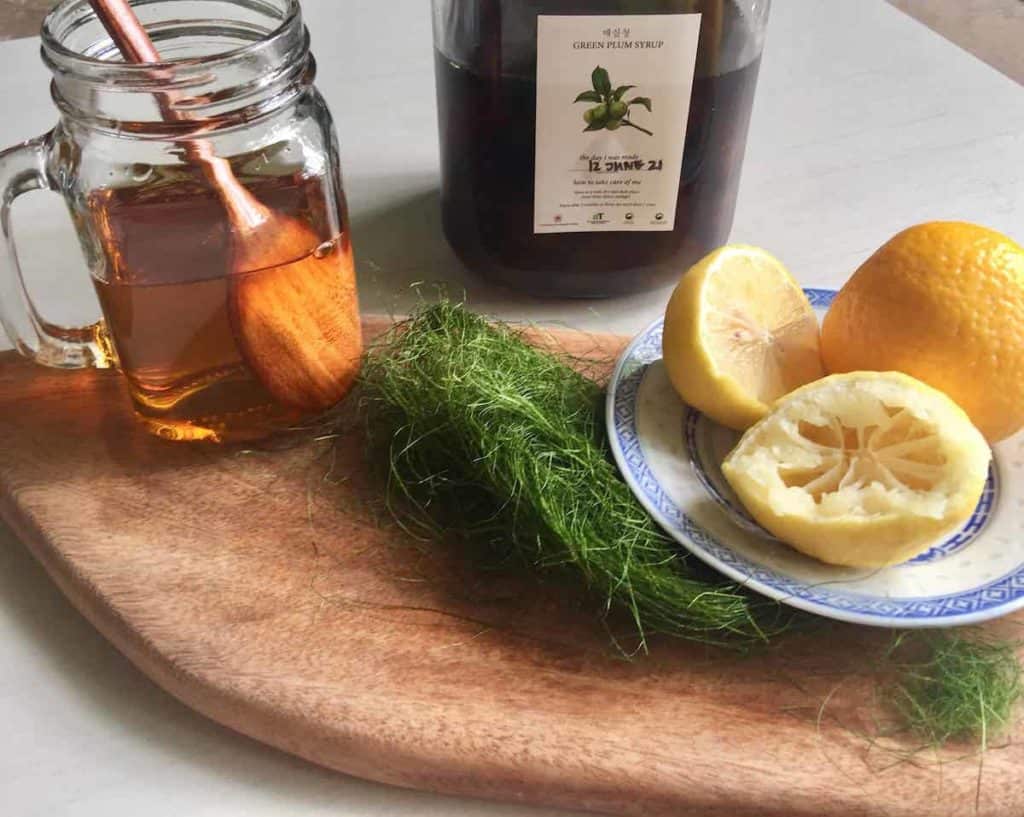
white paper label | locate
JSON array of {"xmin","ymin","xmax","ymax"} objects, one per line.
[{"xmin": 533, "ymin": 14, "xmax": 701, "ymax": 234}]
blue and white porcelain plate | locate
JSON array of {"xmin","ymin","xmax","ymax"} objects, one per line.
[{"xmin": 606, "ymin": 288, "xmax": 1024, "ymax": 628}]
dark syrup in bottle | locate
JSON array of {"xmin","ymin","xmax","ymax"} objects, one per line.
[{"xmin": 434, "ymin": 1, "xmax": 763, "ymax": 297}]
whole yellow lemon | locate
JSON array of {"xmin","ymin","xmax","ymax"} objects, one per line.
[{"xmin": 821, "ymin": 222, "xmax": 1024, "ymax": 442}]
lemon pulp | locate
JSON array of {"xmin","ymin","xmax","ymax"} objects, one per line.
[{"xmin": 722, "ymin": 372, "xmax": 991, "ymax": 568}]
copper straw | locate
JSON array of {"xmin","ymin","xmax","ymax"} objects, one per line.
[
  {"xmin": 85, "ymin": 0, "xmax": 268, "ymax": 227},
  {"xmin": 88, "ymin": 0, "xmax": 163, "ymax": 64}
]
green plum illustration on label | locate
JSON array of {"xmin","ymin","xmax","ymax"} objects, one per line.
[
  {"xmin": 583, "ymin": 102, "xmax": 609, "ymax": 127},
  {"xmin": 573, "ymin": 66, "xmax": 653, "ymax": 136}
]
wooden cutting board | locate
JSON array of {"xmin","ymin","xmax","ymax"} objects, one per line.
[{"xmin": 0, "ymin": 316, "xmax": 1021, "ymax": 817}]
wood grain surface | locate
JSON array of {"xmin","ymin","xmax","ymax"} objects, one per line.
[{"xmin": 0, "ymin": 317, "xmax": 1022, "ymax": 817}]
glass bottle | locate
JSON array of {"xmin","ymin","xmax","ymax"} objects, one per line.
[{"xmin": 432, "ymin": 0, "xmax": 771, "ymax": 297}]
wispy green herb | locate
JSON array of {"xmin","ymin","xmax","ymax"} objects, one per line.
[
  {"xmin": 358, "ymin": 302, "xmax": 789, "ymax": 650},
  {"xmin": 887, "ymin": 631, "xmax": 1022, "ymax": 747}
]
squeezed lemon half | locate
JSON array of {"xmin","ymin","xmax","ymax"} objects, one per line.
[
  {"xmin": 662, "ymin": 245, "xmax": 824, "ymax": 431},
  {"xmin": 722, "ymin": 372, "xmax": 991, "ymax": 568}
]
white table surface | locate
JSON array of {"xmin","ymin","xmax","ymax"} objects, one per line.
[{"xmin": 1, "ymin": 1, "xmax": 1022, "ymax": 815}]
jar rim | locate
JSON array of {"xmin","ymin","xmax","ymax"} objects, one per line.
[{"xmin": 41, "ymin": 0, "xmax": 302, "ymax": 76}]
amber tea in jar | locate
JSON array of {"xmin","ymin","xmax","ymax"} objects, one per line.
[
  {"xmin": 89, "ymin": 171, "xmax": 357, "ymax": 442},
  {"xmin": 0, "ymin": 0, "xmax": 361, "ymax": 442},
  {"xmin": 432, "ymin": 0, "xmax": 770, "ymax": 297}
]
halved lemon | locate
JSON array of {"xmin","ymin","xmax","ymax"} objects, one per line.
[
  {"xmin": 721, "ymin": 372, "xmax": 991, "ymax": 568},
  {"xmin": 662, "ymin": 245, "xmax": 824, "ymax": 431}
]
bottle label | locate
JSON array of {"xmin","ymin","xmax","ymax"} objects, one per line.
[{"xmin": 533, "ymin": 14, "xmax": 701, "ymax": 234}]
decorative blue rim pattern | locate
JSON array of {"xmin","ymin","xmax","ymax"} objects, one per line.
[{"xmin": 606, "ymin": 288, "xmax": 1024, "ymax": 627}]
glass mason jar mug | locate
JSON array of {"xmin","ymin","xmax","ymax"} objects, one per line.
[
  {"xmin": 433, "ymin": 0, "xmax": 771, "ymax": 297},
  {"xmin": 0, "ymin": 0, "xmax": 361, "ymax": 443}
]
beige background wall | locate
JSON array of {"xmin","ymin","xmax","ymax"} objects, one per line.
[{"xmin": 889, "ymin": 0, "xmax": 1024, "ymax": 85}]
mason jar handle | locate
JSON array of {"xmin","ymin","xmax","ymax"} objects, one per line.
[{"xmin": 0, "ymin": 133, "xmax": 109, "ymax": 369}]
